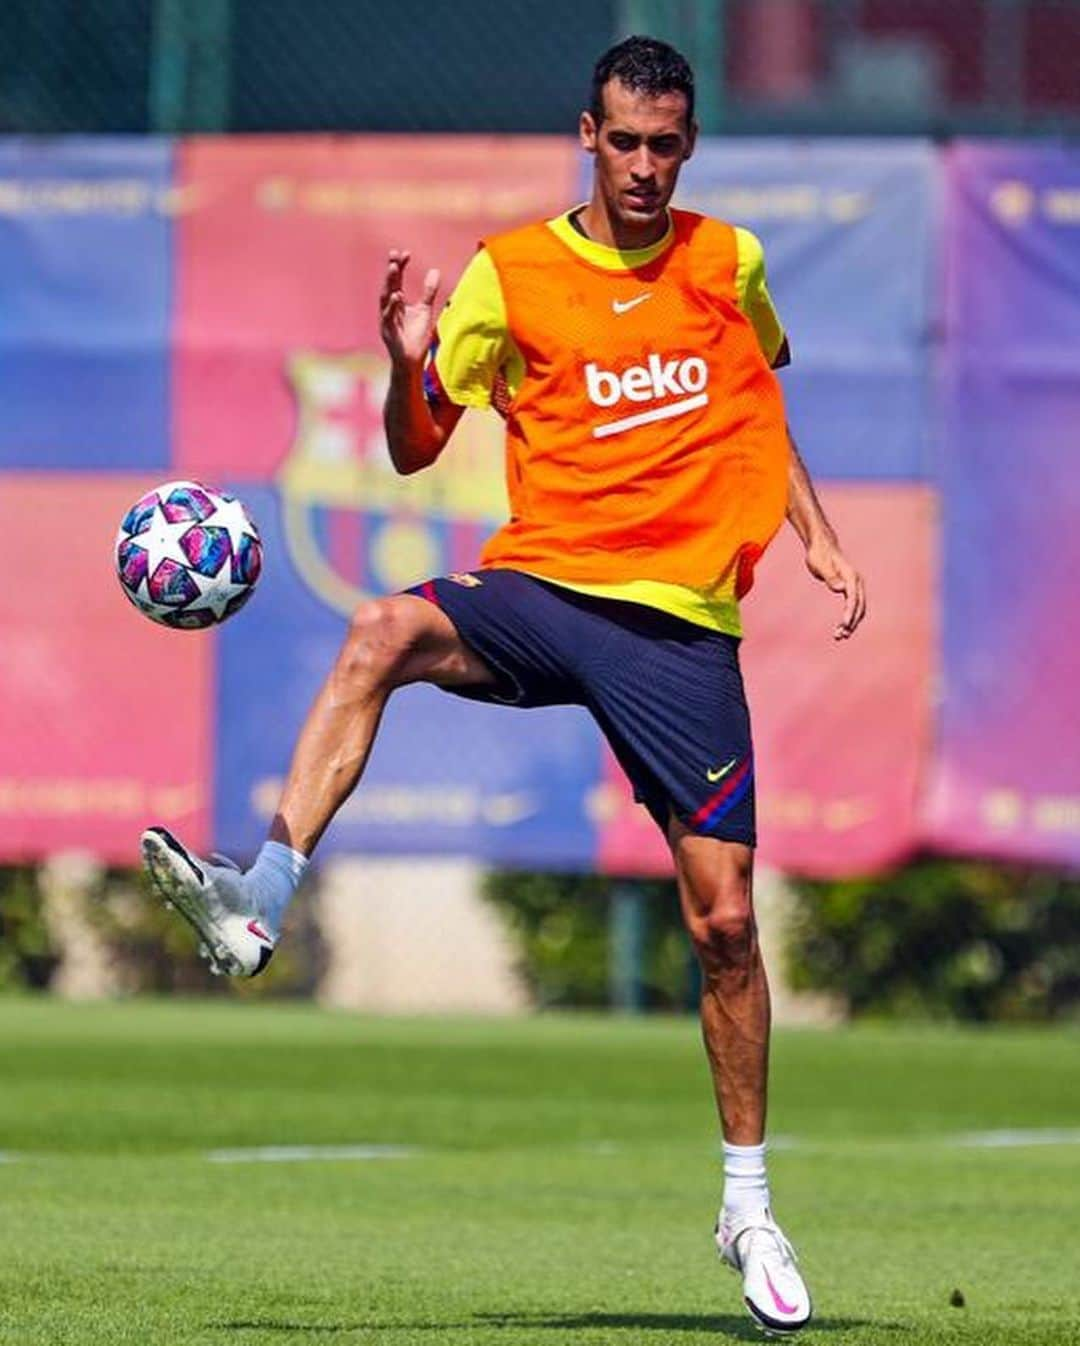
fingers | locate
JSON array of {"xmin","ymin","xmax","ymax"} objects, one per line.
[
  {"xmin": 838, "ymin": 574, "xmax": 857, "ymax": 637},
  {"xmin": 380, "ymin": 249, "xmax": 409, "ymax": 301},
  {"xmin": 834, "ymin": 570, "xmax": 867, "ymax": 640},
  {"xmin": 379, "ymin": 249, "xmax": 411, "ymax": 325},
  {"xmin": 379, "ymin": 255, "xmax": 442, "ymax": 345},
  {"xmin": 808, "ymin": 543, "xmax": 867, "ymax": 641}
]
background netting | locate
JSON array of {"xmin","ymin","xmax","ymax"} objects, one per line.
[{"xmin": 0, "ymin": 0, "xmax": 1077, "ymax": 136}]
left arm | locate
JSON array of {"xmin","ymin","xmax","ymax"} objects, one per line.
[
  {"xmin": 735, "ymin": 232, "xmax": 866, "ymax": 638},
  {"xmin": 786, "ymin": 431, "xmax": 867, "ymax": 640}
]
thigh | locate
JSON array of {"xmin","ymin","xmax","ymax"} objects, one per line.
[
  {"xmin": 405, "ymin": 569, "xmax": 588, "ymax": 707},
  {"xmin": 390, "ymin": 593, "xmax": 499, "ymax": 691},
  {"xmin": 583, "ymin": 605, "xmax": 756, "ymax": 846}
]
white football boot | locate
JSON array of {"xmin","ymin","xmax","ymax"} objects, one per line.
[
  {"xmin": 716, "ymin": 1209, "xmax": 813, "ymax": 1335},
  {"xmin": 141, "ymin": 826, "xmax": 275, "ymax": 977}
]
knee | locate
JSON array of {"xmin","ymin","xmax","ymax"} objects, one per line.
[
  {"xmin": 336, "ymin": 598, "xmax": 423, "ymax": 689},
  {"xmin": 688, "ymin": 883, "xmax": 757, "ymax": 974}
]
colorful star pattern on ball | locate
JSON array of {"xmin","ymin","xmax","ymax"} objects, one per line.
[{"xmin": 114, "ymin": 480, "xmax": 263, "ymax": 630}]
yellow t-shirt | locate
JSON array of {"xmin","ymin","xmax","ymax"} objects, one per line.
[{"xmin": 425, "ymin": 210, "xmax": 789, "ymax": 636}]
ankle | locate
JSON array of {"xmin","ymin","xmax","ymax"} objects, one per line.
[
  {"xmin": 721, "ymin": 1140, "xmax": 771, "ymax": 1219},
  {"xmin": 246, "ymin": 840, "xmax": 309, "ymax": 935}
]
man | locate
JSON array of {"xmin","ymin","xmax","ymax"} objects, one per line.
[{"xmin": 142, "ymin": 35, "xmax": 865, "ymax": 1335}]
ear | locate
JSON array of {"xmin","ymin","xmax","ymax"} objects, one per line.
[
  {"xmin": 683, "ymin": 119, "xmax": 699, "ymax": 162},
  {"xmin": 580, "ymin": 110, "xmax": 598, "ymax": 155}
]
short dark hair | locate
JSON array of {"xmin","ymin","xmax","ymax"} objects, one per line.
[{"xmin": 589, "ymin": 35, "xmax": 695, "ymax": 129}]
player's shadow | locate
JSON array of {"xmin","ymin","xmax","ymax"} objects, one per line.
[
  {"xmin": 476, "ymin": 1311, "xmax": 909, "ymax": 1337},
  {"xmin": 479, "ymin": 1311, "xmax": 754, "ymax": 1338},
  {"xmin": 212, "ymin": 1311, "xmax": 910, "ymax": 1338}
]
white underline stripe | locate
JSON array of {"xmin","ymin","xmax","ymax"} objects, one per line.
[
  {"xmin": 950, "ymin": 1129, "xmax": 1080, "ymax": 1149},
  {"xmin": 591, "ymin": 393, "xmax": 709, "ymax": 439},
  {"xmin": 206, "ymin": 1144, "xmax": 420, "ymax": 1164}
]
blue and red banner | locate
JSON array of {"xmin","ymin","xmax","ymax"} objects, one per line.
[{"xmin": 1, "ymin": 136, "xmax": 1077, "ymax": 874}]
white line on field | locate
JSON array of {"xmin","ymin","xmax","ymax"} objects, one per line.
[
  {"xmin": 770, "ymin": 1129, "xmax": 1080, "ymax": 1152},
  {"xmin": 5, "ymin": 1131, "xmax": 1079, "ymax": 1168},
  {"xmin": 950, "ymin": 1129, "xmax": 1080, "ymax": 1149},
  {"xmin": 205, "ymin": 1144, "xmax": 420, "ymax": 1164}
]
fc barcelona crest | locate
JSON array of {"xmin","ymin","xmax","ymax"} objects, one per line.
[{"xmin": 279, "ymin": 351, "xmax": 508, "ymax": 616}]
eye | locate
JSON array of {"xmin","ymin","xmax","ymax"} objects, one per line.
[
  {"xmin": 649, "ymin": 136, "xmax": 682, "ymax": 156},
  {"xmin": 608, "ymin": 133, "xmax": 639, "ymax": 152}
]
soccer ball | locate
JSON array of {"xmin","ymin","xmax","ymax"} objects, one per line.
[{"xmin": 114, "ymin": 480, "xmax": 263, "ymax": 629}]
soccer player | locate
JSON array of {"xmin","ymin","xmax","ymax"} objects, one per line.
[{"xmin": 142, "ymin": 35, "xmax": 865, "ymax": 1334}]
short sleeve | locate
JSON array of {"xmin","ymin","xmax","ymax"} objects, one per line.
[
  {"xmin": 424, "ymin": 248, "xmax": 511, "ymax": 410},
  {"xmin": 734, "ymin": 227, "xmax": 790, "ymax": 369}
]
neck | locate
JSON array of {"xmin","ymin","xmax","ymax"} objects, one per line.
[{"xmin": 576, "ymin": 194, "xmax": 669, "ymax": 251}]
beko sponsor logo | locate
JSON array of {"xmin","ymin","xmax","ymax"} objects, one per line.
[{"xmin": 584, "ymin": 355, "xmax": 709, "ymax": 438}]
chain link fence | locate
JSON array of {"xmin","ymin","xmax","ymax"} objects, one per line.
[
  {"xmin": 0, "ymin": 0, "xmax": 1077, "ymax": 136},
  {"xmin": 0, "ymin": 0, "xmax": 152, "ymax": 133}
]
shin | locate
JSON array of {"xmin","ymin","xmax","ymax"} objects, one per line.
[{"xmin": 672, "ymin": 824, "xmax": 770, "ymax": 1145}]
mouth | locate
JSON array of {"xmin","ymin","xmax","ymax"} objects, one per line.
[{"xmin": 624, "ymin": 187, "xmax": 661, "ymax": 211}]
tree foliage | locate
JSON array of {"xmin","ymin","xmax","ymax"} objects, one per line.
[{"xmin": 788, "ymin": 858, "xmax": 1080, "ymax": 1021}]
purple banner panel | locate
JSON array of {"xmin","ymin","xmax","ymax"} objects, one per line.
[
  {"xmin": 0, "ymin": 139, "xmax": 173, "ymax": 470},
  {"xmin": 928, "ymin": 144, "xmax": 1080, "ymax": 864}
]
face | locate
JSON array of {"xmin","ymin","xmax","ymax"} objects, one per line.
[{"xmin": 580, "ymin": 79, "xmax": 696, "ymax": 233}]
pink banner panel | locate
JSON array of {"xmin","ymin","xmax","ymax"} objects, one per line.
[
  {"xmin": 173, "ymin": 135, "xmax": 580, "ymax": 481},
  {"xmin": 597, "ymin": 484, "xmax": 935, "ymax": 878},
  {"xmin": 0, "ymin": 476, "xmax": 212, "ymax": 864},
  {"xmin": 747, "ymin": 484, "xmax": 934, "ymax": 875},
  {"xmin": 593, "ymin": 744, "xmax": 671, "ymax": 879}
]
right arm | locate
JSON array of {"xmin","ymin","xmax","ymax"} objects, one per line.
[{"xmin": 379, "ymin": 249, "xmax": 463, "ymax": 475}]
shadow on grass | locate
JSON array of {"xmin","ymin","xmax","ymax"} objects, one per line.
[
  {"xmin": 211, "ymin": 1326, "xmax": 366, "ymax": 1336},
  {"xmin": 477, "ymin": 1312, "xmax": 910, "ymax": 1336},
  {"xmin": 212, "ymin": 1311, "xmax": 911, "ymax": 1338}
]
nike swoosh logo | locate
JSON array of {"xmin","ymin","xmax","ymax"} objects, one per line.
[
  {"xmin": 763, "ymin": 1267, "xmax": 799, "ymax": 1317},
  {"xmin": 246, "ymin": 919, "xmax": 273, "ymax": 944},
  {"xmin": 706, "ymin": 757, "xmax": 738, "ymax": 784},
  {"xmin": 612, "ymin": 293, "xmax": 651, "ymax": 315}
]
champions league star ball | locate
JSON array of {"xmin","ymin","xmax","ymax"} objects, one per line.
[{"xmin": 114, "ymin": 480, "xmax": 263, "ymax": 629}]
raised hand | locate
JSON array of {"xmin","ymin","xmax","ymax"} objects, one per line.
[{"xmin": 379, "ymin": 249, "xmax": 441, "ymax": 366}]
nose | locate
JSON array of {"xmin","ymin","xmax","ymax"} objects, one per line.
[{"xmin": 630, "ymin": 145, "xmax": 655, "ymax": 180}]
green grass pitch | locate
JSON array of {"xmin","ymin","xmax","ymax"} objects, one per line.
[{"xmin": 0, "ymin": 997, "xmax": 1076, "ymax": 1345}]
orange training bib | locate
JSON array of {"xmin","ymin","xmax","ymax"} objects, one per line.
[{"xmin": 478, "ymin": 209, "xmax": 790, "ymax": 598}]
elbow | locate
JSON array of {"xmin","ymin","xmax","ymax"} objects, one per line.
[
  {"xmin": 389, "ymin": 441, "xmax": 441, "ymax": 476},
  {"xmin": 393, "ymin": 457, "xmax": 427, "ymax": 478}
]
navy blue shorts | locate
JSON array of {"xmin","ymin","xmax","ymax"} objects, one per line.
[{"xmin": 409, "ymin": 569, "xmax": 755, "ymax": 845}]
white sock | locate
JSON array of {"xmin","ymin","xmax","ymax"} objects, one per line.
[
  {"xmin": 722, "ymin": 1140, "xmax": 771, "ymax": 1220},
  {"xmin": 245, "ymin": 840, "xmax": 309, "ymax": 936}
]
